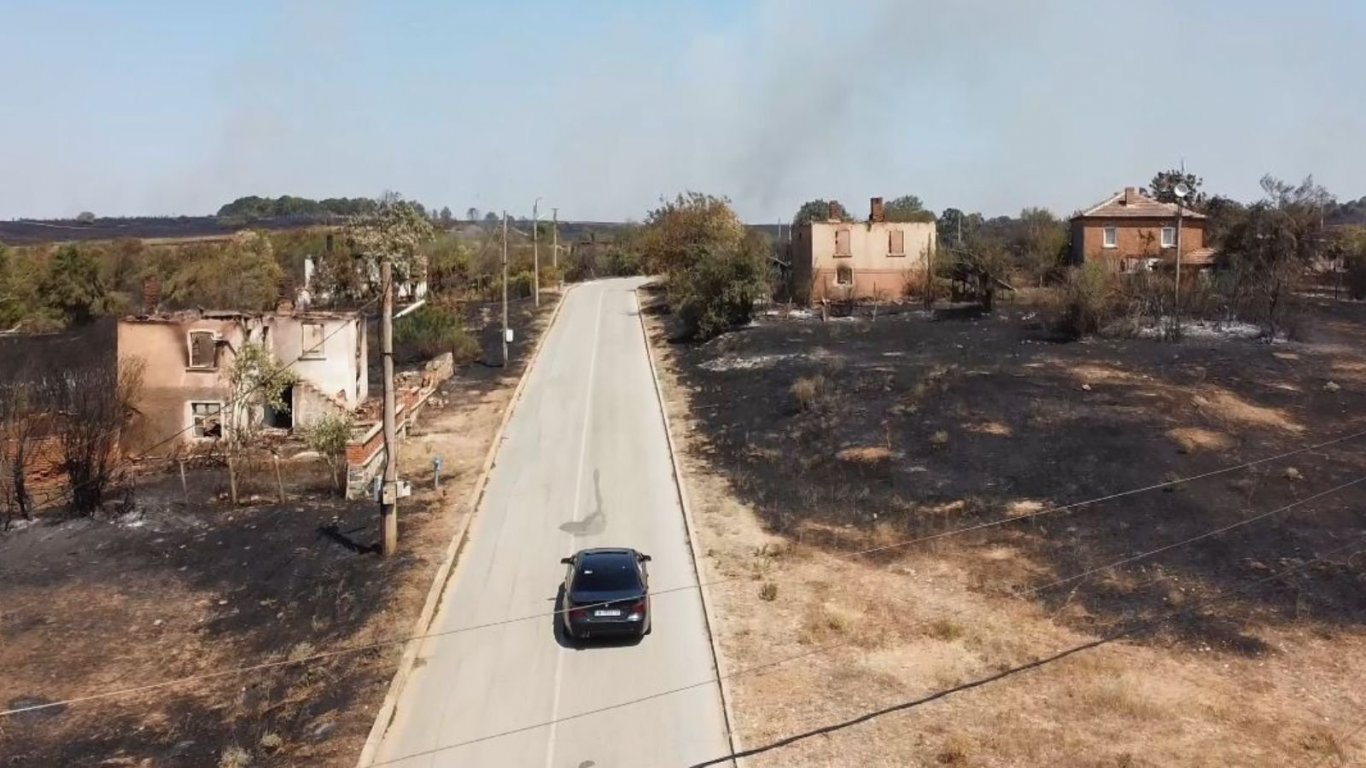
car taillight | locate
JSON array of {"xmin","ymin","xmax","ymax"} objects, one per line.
[
  {"xmin": 627, "ymin": 600, "xmax": 647, "ymax": 621},
  {"xmin": 569, "ymin": 605, "xmax": 588, "ymax": 622}
]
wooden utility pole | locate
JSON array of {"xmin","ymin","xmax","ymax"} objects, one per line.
[
  {"xmin": 501, "ymin": 212, "xmax": 510, "ymax": 367},
  {"xmin": 532, "ymin": 198, "xmax": 541, "ymax": 308},
  {"xmin": 380, "ymin": 257, "xmax": 398, "ymax": 556}
]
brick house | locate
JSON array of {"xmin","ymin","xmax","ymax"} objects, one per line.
[
  {"xmin": 1070, "ymin": 187, "xmax": 1215, "ymax": 272},
  {"xmin": 790, "ymin": 197, "xmax": 937, "ymax": 302}
]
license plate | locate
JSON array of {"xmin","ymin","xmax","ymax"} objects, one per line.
[{"xmin": 594, "ymin": 609, "xmax": 622, "ymax": 617}]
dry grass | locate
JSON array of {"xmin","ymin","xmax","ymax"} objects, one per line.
[
  {"xmin": 1167, "ymin": 426, "xmax": 1236, "ymax": 453},
  {"xmin": 1192, "ymin": 387, "xmax": 1306, "ymax": 433},
  {"xmin": 837, "ymin": 445, "xmax": 894, "ymax": 463},
  {"xmin": 965, "ymin": 421, "xmax": 1013, "ymax": 437},
  {"xmin": 790, "ymin": 374, "xmax": 827, "ymax": 412}
]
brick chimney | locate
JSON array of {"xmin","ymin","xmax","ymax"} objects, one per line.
[
  {"xmin": 870, "ymin": 197, "xmax": 886, "ymax": 223},
  {"xmin": 827, "ymin": 201, "xmax": 840, "ymax": 221},
  {"xmin": 142, "ymin": 276, "xmax": 160, "ymax": 315},
  {"xmin": 1123, "ymin": 187, "xmax": 1138, "ymax": 205}
]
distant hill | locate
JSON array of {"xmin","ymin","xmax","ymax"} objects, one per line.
[
  {"xmin": 0, "ymin": 216, "xmax": 642, "ymax": 247},
  {"xmin": 0, "ymin": 215, "xmax": 344, "ymax": 246}
]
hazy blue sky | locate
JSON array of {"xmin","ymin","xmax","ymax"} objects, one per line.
[{"xmin": 3, "ymin": 0, "xmax": 1364, "ymax": 221}]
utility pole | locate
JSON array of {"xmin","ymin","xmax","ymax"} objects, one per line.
[
  {"xmin": 1173, "ymin": 193, "xmax": 1186, "ymax": 334},
  {"xmin": 501, "ymin": 212, "xmax": 510, "ymax": 367},
  {"xmin": 380, "ymin": 257, "xmax": 398, "ymax": 556},
  {"xmin": 532, "ymin": 197, "xmax": 541, "ymax": 308},
  {"xmin": 551, "ymin": 207, "xmax": 559, "ymax": 270}
]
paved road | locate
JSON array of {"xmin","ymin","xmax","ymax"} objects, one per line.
[{"xmin": 370, "ymin": 279, "xmax": 731, "ymax": 768}]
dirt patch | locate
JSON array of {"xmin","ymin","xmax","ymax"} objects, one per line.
[
  {"xmin": 0, "ymin": 294, "xmax": 561, "ymax": 767},
  {"xmin": 644, "ymin": 293, "xmax": 1366, "ymax": 767}
]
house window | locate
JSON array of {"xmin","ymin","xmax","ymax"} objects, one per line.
[
  {"xmin": 836, "ymin": 266, "xmax": 854, "ymax": 286},
  {"xmin": 1102, "ymin": 227, "xmax": 1118, "ymax": 249},
  {"xmin": 190, "ymin": 402, "xmax": 223, "ymax": 439},
  {"xmin": 888, "ymin": 229, "xmax": 906, "ymax": 256},
  {"xmin": 301, "ymin": 322, "xmax": 325, "ymax": 359},
  {"xmin": 188, "ymin": 331, "xmax": 216, "ymax": 369},
  {"xmin": 1161, "ymin": 226, "xmax": 1176, "ymax": 248},
  {"xmin": 834, "ymin": 228, "xmax": 852, "ymax": 257}
]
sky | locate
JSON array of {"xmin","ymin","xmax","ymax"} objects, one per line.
[{"xmin": 3, "ymin": 0, "xmax": 1365, "ymax": 222}]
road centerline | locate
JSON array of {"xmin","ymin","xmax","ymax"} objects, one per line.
[{"xmin": 544, "ymin": 286, "xmax": 606, "ymax": 768}]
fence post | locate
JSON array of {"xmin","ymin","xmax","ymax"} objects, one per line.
[
  {"xmin": 178, "ymin": 459, "xmax": 189, "ymax": 506},
  {"xmin": 273, "ymin": 453, "xmax": 286, "ymax": 504}
]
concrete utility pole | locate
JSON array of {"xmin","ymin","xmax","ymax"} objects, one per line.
[
  {"xmin": 501, "ymin": 212, "xmax": 510, "ymax": 367},
  {"xmin": 380, "ymin": 257, "xmax": 398, "ymax": 556},
  {"xmin": 551, "ymin": 207, "xmax": 559, "ymax": 270},
  {"xmin": 532, "ymin": 197, "xmax": 541, "ymax": 308}
]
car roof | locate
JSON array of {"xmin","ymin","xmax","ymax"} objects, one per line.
[{"xmin": 573, "ymin": 547, "xmax": 639, "ymax": 558}]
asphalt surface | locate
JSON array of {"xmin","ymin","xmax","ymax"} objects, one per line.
[{"xmin": 370, "ymin": 278, "xmax": 731, "ymax": 767}]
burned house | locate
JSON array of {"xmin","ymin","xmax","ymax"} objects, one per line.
[
  {"xmin": 118, "ymin": 282, "xmax": 368, "ymax": 456},
  {"xmin": 790, "ymin": 197, "xmax": 938, "ymax": 303}
]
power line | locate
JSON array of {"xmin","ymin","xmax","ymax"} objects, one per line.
[
  {"xmin": 3, "ymin": 431, "xmax": 1359, "ymax": 713},
  {"xmin": 1016, "ymin": 475, "xmax": 1366, "ymax": 599},
  {"xmin": 366, "ymin": 537, "xmax": 1366, "ymax": 766},
  {"xmin": 7, "ymin": 469, "xmax": 1360, "ymax": 723}
]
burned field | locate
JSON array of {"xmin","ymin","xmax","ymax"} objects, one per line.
[
  {"xmin": 0, "ymin": 297, "xmax": 559, "ymax": 767},
  {"xmin": 674, "ymin": 301, "xmax": 1366, "ymax": 641},
  {"xmin": 647, "ymin": 290, "xmax": 1366, "ymax": 766}
]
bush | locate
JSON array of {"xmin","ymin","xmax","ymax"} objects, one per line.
[
  {"xmin": 1058, "ymin": 262, "xmax": 1119, "ymax": 339},
  {"xmin": 1347, "ymin": 250, "xmax": 1366, "ymax": 300},
  {"xmin": 670, "ymin": 236, "xmax": 770, "ymax": 340},
  {"xmin": 606, "ymin": 246, "xmax": 643, "ymax": 277},
  {"xmin": 300, "ymin": 412, "xmax": 355, "ymax": 493},
  {"xmin": 508, "ymin": 270, "xmax": 536, "ymax": 299},
  {"xmin": 790, "ymin": 375, "xmax": 826, "ymax": 412},
  {"xmin": 393, "ymin": 304, "xmax": 478, "ymax": 363}
]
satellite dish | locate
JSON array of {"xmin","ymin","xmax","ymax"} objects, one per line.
[{"xmin": 1173, "ymin": 182, "xmax": 1191, "ymax": 199}]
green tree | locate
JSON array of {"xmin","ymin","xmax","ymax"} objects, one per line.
[
  {"xmin": 791, "ymin": 199, "xmax": 850, "ymax": 228},
  {"xmin": 300, "ymin": 411, "xmax": 355, "ymax": 493},
  {"xmin": 884, "ymin": 195, "xmax": 935, "ymax": 223},
  {"xmin": 1203, "ymin": 195, "xmax": 1247, "ymax": 248},
  {"xmin": 439, "ymin": 206, "xmax": 453, "ymax": 224},
  {"xmin": 425, "ymin": 234, "xmax": 473, "ymax": 297},
  {"xmin": 670, "ymin": 230, "xmax": 771, "ymax": 339},
  {"xmin": 466, "ymin": 207, "xmax": 479, "ymax": 222},
  {"xmin": 165, "ymin": 231, "xmax": 284, "ymax": 311},
  {"xmin": 344, "ymin": 197, "xmax": 436, "ymax": 296},
  {"xmin": 1014, "ymin": 207, "xmax": 1068, "ymax": 286},
  {"xmin": 41, "ymin": 244, "xmax": 106, "ymax": 326},
  {"xmin": 639, "ymin": 192, "xmax": 745, "ymax": 277},
  {"xmin": 1150, "ymin": 169, "xmax": 1206, "ymax": 208},
  {"xmin": 936, "ymin": 208, "xmax": 981, "ymax": 247}
]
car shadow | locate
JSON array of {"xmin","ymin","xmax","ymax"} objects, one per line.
[{"xmin": 552, "ymin": 584, "xmax": 644, "ymax": 651}]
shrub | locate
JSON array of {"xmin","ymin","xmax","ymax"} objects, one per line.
[
  {"xmin": 1346, "ymin": 249, "xmax": 1366, "ymax": 300},
  {"xmin": 300, "ymin": 412, "xmax": 355, "ymax": 493},
  {"xmin": 1058, "ymin": 262, "xmax": 1119, "ymax": 339},
  {"xmin": 759, "ymin": 582, "xmax": 778, "ymax": 601},
  {"xmin": 605, "ymin": 245, "xmax": 643, "ymax": 277},
  {"xmin": 670, "ymin": 235, "xmax": 771, "ymax": 340},
  {"xmin": 508, "ymin": 270, "xmax": 536, "ymax": 299},
  {"xmin": 790, "ymin": 375, "xmax": 826, "ymax": 412},
  {"xmin": 393, "ymin": 304, "xmax": 478, "ymax": 364}
]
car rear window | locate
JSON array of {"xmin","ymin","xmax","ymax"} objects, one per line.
[{"xmin": 574, "ymin": 555, "xmax": 641, "ymax": 592}]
